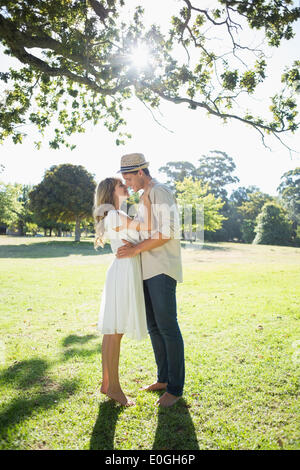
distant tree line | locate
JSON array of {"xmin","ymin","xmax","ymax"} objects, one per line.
[
  {"xmin": 0, "ymin": 164, "xmax": 95, "ymax": 242},
  {"xmin": 159, "ymin": 151, "xmax": 300, "ymax": 247},
  {"xmin": 0, "ymin": 155, "xmax": 299, "ymax": 246}
]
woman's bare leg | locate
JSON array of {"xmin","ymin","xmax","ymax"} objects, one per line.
[
  {"xmin": 100, "ymin": 335, "xmax": 109, "ymax": 394},
  {"xmin": 104, "ymin": 334, "xmax": 134, "ymax": 406}
]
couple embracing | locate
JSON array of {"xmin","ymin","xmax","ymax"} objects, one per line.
[{"xmin": 93, "ymin": 153, "xmax": 184, "ymax": 408}]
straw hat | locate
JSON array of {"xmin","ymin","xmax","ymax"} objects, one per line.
[{"xmin": 118, "ymin": 153, "xmax": 149, "ymax": 173}]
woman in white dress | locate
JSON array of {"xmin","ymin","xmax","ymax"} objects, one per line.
[{"xmin": 93, "ymin": 177, "xmax": 152, "ymax": 406}]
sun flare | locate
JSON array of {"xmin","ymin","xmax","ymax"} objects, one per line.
[{"xmin": 129, "ymin": 45, "xmax": 151, "ymax": 70}]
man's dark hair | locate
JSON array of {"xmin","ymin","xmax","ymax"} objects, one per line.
[{"xmin": 126, "ymin": 168, "xmax": 151, "ymax": 177}]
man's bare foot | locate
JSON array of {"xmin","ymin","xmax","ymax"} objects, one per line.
[
  {"xmin": 141, "ymin": 382, "xmax": 167, "ymax": 392},
  {"xmin": 106, "ymin": 387, "xmax": 135, "ymax": 406},
  {"xmin": 156, "ymin": 392, "xmax": 181, "ymax": 408}
]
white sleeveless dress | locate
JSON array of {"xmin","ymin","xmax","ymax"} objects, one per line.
[{"xmin": 98, "ymin": 209, "xmax": 148, "ymax": 341}]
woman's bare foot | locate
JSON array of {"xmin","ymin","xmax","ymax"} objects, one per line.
[
  {"xmin": 100, "ymin": 384, "xmax": 108, "ymax": 395},
  {"xmin": 141, "ymin": 382, "xmax": 168, "ymax": 392},
  {"xmin": 106, "ymin": 387, "xmax": 135, "ymax": 406}
]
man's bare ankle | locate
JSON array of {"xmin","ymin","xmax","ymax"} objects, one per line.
[{"xmin": 141, "ymin": 382, "xmax": 167, "ymax": 391}]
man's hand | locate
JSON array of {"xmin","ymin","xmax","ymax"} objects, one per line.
[{"xmin": 116, "ymin": 240, "xmax": 138, "ymax": 259}]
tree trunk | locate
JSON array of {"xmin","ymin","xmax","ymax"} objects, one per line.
[{"xmin": 75, "ymin": 217, "xmax": 81, "ymax": 242}]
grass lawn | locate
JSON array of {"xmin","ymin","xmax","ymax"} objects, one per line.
[{"xmin": 0, "ymin": 236, "xmax": 299, "ymax": 450}]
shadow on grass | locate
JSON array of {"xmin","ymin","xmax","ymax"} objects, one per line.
[
  {"xmin": 62, "ymin": 334, "xmax": 98, "ymax": 347},
  {"xmin": 0, "ymin": 358, "xmax": 49, "ymax": 389},
  {"xmin": 0, "ymin": 358, "xmax": 79, "ymax": 445},
  {"xmin": 61, "ymin": 334, "xmax": 100, "ymax": 362},
  {"xmin": 0, "ymin": 335, "xmax": 99, "ymax": 447},
  {"xmin": 0, "ymin": 239, "xmax": 230, "ymax": 259},
  {"xmin": 90, "ymin": 400, "xmax": 124, "ymax": 450},
  {"xmin": 0, "ymin": 335, "xmax": 200, "ymax": 450},
  {"xmin": 0, "ymin": 240, "xmax": 112, "ymax": 259},
  {"xmin": 153, "ymin": 399, "xmax": 200, "ymax": 450}
]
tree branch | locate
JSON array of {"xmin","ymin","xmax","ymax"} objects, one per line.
[
  {"xmin": 142, "ymin": 81, "xmax": 298, "ymax": 140},
  {"xmin": 0, "ymin": 14, "xmax": 129, "ymax": 90}
]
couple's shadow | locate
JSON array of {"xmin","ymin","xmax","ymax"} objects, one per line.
[
  {"xmin": 90, "ymin": 393, "xmax": 199, "ymax": 450},
  {"xmin": 152, "ymin": 396, "xmax": 200, "ymax": 450}
]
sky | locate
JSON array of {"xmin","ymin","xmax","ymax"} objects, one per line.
[{"xmin": 0, "ymin": 0, "xmax": 299, "ymax": 196}]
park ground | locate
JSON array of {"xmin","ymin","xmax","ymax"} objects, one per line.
[{"xmin": 0, "ymin": 236, "xmax": 299, "ymax": 450}]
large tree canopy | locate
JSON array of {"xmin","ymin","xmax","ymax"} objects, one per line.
[
  {"xmin": 0, "ymin": 0, "xmax": 299, "ymax": 149},
  {"xmin": 29, "ymin": 163, "xmax": 96, "ymax": 241},
  {"xmin": 159, "ymin": 151, "xmax": 239, "ymax": 198}
]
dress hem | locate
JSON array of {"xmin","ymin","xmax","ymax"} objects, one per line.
[{"xmin": 98, "ymin": 326, "xmax": 148, "ymax": 342}]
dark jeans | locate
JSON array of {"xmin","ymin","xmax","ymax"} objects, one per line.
[{"xmin": 143, "ymin": 274, "xmax": 185, "ymax": 397}]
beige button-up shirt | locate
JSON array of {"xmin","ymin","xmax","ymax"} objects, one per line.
[{"xmin": 135, "ymin": 179, "xmax": 183, "ymax": 283}]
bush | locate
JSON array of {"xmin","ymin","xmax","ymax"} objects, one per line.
[{"xmin": 253, "ymin": 202, "xmax": 293, "ymax": 246}]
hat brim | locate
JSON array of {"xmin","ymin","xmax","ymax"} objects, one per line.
[{"xmin": 118, "ymin": 162, "xmax": 149, "ymax": 173}]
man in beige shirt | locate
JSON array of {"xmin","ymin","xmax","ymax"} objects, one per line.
[{"xmin": 116, "ymin": 153, "xmax": 185, "ymax": 407}]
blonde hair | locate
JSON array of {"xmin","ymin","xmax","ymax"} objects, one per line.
[{"xmin": 93, "ymin": 177, "xmax": 121, "ymax": 249}]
